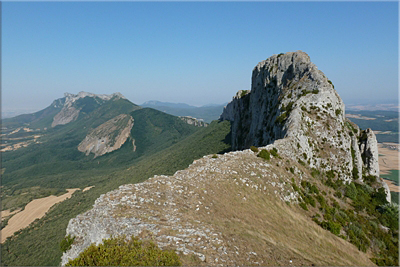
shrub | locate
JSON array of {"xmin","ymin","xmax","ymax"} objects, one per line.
[
  {"xmin": 335, "ymin": 109, "xmax": 341, "ymax": 116},
  {"xmin": 275, "ymin": 112, "xmax": 287, "ymax": 124},
  {"xmin": 310, "ymin": 184, "xmax": 319, "ymax": 194},
  {"xmin": 257, "ymin": 149, "xmax": 270, "ymax": 161},
  {"xmin": 320, "ymin": 220, "xmax": 341, "ymax": 236},
  {"xmin": 298, "ymin": 159, "xmax": 306, "ymax": 166},
  {"xmin": 334, "ymin": 191, "xmax": 342, "ymax": 199},
  {"xmin": 345, "ymin": 182, "xmax": 358, "ymax": 200},
  {"xmin": 66, "ymin": 236, "xmax": 181, "ymax": 266},
  {"xmin": 212, "ymin": 154, "xmax": 218, "ymax": 158},
  {"xmin": 352, "ymin": 167, "xmax": 359, "ymax": 180},
  {"xmin": 271, "ymin": 148, "xmax": 278, "ymax": 157},
  {"xmin": 60, "ymin": 235, "xmax": 75, "ymax": 253},
  {"xmin": 311, "ymin": 168, "xmax": 320, "ymax": 178},
  {"xmin": 299, "ymin": 202, "xmax": 308, "ymax": 211},
  {"xmin": 292, "ymin": 183, "xmax": 299, "ymax": 192},
  {"xmin": 328, "ymin": 80, "xmax": 334, "ymax": 88},
  {"xmin": 363, "ymin": 175, "xmax": 377, "ymax": 185},
  {"xmin": 250, "ymin": 146, "xmax": 259, "ymax": 153}
]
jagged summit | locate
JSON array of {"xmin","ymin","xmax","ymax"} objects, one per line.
[
  {"xmin": 52, "ymin": 92, "xmax": 128, "ymax": 127},
  {"xmin": 220, "ymin": 50, "xmax": 389, "ymax": 198},
  {"xmin": 63, "ymin": 91, "xmax": 126, "ymax": 104},
  {"xmin": 220, "ymin": 50, "xmax": 343, "ymax": 149}
]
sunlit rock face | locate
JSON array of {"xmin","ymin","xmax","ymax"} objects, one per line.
[{"xmin": 78, "ymin": 114, "xmax": 134, "ymax": 158}]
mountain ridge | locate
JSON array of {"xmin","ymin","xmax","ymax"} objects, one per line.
[{"xmin": 60, "ymin": 52, "xmax": 397, "ymax": 266}]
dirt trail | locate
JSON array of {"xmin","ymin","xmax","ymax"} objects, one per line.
[{"xmin": 1, "ymin": 188, "xmax": 79, "ymax": 243}]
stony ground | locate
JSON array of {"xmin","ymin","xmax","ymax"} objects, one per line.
[{"xmin": 62, "ymin": 147, "xmax": 374, "ymax": 266}]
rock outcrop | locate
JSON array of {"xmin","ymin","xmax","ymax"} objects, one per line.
[
  {"xmin": 179, "ymin": 116, "xmax": 208, "ymax": 127},
  {"xmin": 78, "ymin": 114, "xmax": 134, "ymax": 158},
  {"xmin": 52, "ymin": 92, "xmax": 126, "ymax": 127},
  {"xmin": 220, "ymin": 51, "xmax": 384, "ymax": 188}
]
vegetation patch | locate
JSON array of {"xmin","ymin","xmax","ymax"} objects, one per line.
[{"xmin": 66, "ymin": 235, "xmax": 181, "ymax": 266}]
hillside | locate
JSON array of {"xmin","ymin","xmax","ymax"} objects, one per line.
[
  {"xmin": 0, "ymin": 117, "xmax": 232, "ymax": 265},
  {"xmin": 59, "ymin": 52, "xmax": 398, "ymax": 266}
]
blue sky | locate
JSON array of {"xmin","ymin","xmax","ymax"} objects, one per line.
[{"xmin": 2, "ymin": 1, "xmax": 398, "ymax": 113}]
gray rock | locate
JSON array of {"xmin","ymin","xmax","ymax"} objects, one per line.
[
  {"xmin": 179, "ymin": 116, "xmax": 208, "ymax": 127},
  {"xmin": 78, "ymin": 114, "xmax": 134, "ymax": 158}
]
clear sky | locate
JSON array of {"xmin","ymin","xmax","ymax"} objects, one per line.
[{"xmin": 2, "ymin": 1, "xmax": 398, "ymax": 113}]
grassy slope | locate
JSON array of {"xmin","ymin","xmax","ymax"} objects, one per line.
[{"xmin": 0, "ymin": 120, "xmax": 231, "ymax": 266}]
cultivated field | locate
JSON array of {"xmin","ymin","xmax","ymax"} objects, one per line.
[{"xmin": 1, "ymin": 188, "xmax": 79, "ymax": 243}]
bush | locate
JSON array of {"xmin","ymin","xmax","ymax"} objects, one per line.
[
  {"xmin": 60, "ymin": 235, "xmax": 75, "ymax": 253},
  {"xmin": 271, "ymin": 148, "xmax": 278, "ymax": 157},
  {"xmin": 250, "ymin": 146, "xmax": 259, "ymax": 153},
  {"xmin": 334, "ymin": 191, "xmax": 342, "ymax": 198},
  {"xmin": 299, "ymin": 202, "xmax": 308, "ymax": 211},
  {"xmin": 257, "ymin": 149, "xmax": 270, "ymax": 161},
  {"xmin": 335, "ymin": 109, "xmax": 341, "ymax": 116},
  {"xmin": 275, "ymin": 112, "xmax": 287, "ymax": 124},
  {"xmin": 345, "ymin": 182, "xmax": 358, "ymax": 200},
  {"xmin": 66, "ymin": 235, "xmax": 181, "ymax": 266},
  {"xmin": 321, "ymin": 220, "xmax": 341, "ymax": 235},
  {"xmin": 352, "ymin": 167, "xmax": 359, "ymax": 180},
  {"xmin": 328, "ymin": 80, "xmax": 334, "ymax": 88},
  {"xmin": 212, "ymin": 154, "xmax": 218, "ymax": 158}
]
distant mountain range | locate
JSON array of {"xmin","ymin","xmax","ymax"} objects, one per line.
[{"xmin": 140, "ymin": 100, "xmax": 227, "ymax": 123}]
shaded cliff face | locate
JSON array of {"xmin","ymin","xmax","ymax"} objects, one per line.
[{"xmin": 78, "ymin": 114, "xmax": 134, "ymax": 158}]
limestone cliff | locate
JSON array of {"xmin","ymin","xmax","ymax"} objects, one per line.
[
  {"xmin": 78, "ymin": 114, "xmax": 134, "ymax": 158},
  {"xmin": 179, "ymin": 116, "xmax": 208, "ymax": 127},
  {"xmin": 220, "ymin": 51, "xmax": 386, "ymax": 196}
]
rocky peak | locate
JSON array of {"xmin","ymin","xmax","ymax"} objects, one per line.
[
  {"xmin": 220, "ymin": 51, "xmax": 388, "ymax": 199},
  {"xmin": 52, "ymin": 92, "xmax": 126, "ymax": 127},
  {"xmin": 179, "ymin": 116, "xmax": 208, "ymax": 127}
]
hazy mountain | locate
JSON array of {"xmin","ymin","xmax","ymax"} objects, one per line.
[{"xmin": 141, "ymin": 100, "xmax": 226, "ymax": 123}]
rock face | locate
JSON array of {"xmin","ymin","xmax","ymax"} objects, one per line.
[
  {"xmin": 220, "ymin": 51, "xmax": 384, "ymax": 187},
  {"xmin": 78, "ymin": 114, "xmax": 134, "ymax": 158},
  {"xmin": 52, "ymin": 92, "xmax": 125, "ymax": 127},
  {"xmin": 179, "ymin": 116, "xmax": 208, "ymax": 127}
]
